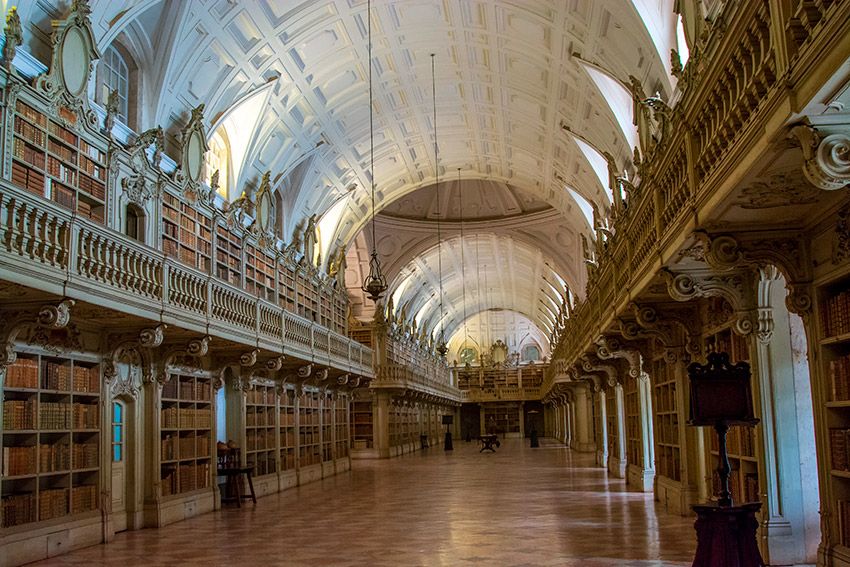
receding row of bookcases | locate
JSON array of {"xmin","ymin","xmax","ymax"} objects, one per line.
[
  {"xmin": 624, "ymin": 376, "xmax": 642, "ymax": 466},
  {"xmin": 818, "ymin": 268, "xmax": 850, "ymax": 551},
  {"xmin": 7, "ymin": 93, "xmax": 347, "ymax": 335},
  {"xmin": 1, "ymin": 352, "xmax": 101, "ymax": 528},
  {"xmin": 482, "ymin": 403, "xmax": 521, "ymax": 435},
  {"xmin": 161, "ymin": 190, "xmax": 347, "ymax": 332},
  {"xmin": 228, "ymin": 384, "xmax": 350, "ymax": 479}
]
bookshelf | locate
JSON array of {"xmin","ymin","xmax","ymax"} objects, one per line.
[
  {"xmin": 278, "ymin": 263, "xmax": 297, "ymax": 313},
  {"xmin": 321, "ymin": 397, "xmax": 333, "ymax": 463},
  {"xmin": 351, "ymin": 399, "xmax": 374, "ymax": 450},
  {"xmin": 652, "ymin": 357, "xmax": 681, "ymax": 482},
  {"xmin": 215, "ymin": 224, "xmax": 243, "ymax": 287},
  {"xmin": 246, "ymin": 243, "xmax": 276, "ymax": 303},
  {"xmin": 483, "ymin": 403, "xmax": 520, "ymax": 436},
  {"xmin": 298, "ymin": 391, "xmax": 320, "ymax": 467},
  {"xmin": 296, "ymin": 271, "xmax": 319, "ymax": 322},
  {"xmin": 818, "ymin": 271, "xmax": 850, "ymax": 549},
  {"xmin": 335, "ymin": 394, "xmax": 349, "ymax": 459},
  {"xmin": 702, "ymin": 320, "xmax": 760, "ymax": 504},
  {"xmin": 279, "ymin": 388, "xmax": 296, "ymax": 471},
  {"xmin": 161, "ymin": 192, "xmax": 213, "ymax": 272},
  {"xmin": 246, "ymin": 385, "xmax": 277, "ymax": 477},
  {"xmin": 11, "ymin": 100, "xmax": 107, "ymax": 223},
  {"xmin": 1, "ymin": 352, "xmax": 100, "ymax": 528},
  {"xmin": 160, "ymin": 374, "xmax": 212, "ymax": 497},
  {"xmin": 625, "ymin": 376, "xmax": 641, "ymax": 466}
]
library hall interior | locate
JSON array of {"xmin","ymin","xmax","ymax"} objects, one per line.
[{"xmin": 0, "ymin": 0, "xmax": 850, "ymax": 565}]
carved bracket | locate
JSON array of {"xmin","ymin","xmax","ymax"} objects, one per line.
[
  {"xmin": 595, "ymin": 336, "xmax": 642, "ymax": 379},
  {"xmin": 791, "ymin": 124, "xmax": 850, "ymax": 191},
  {"xmin": 0, "ymin": 299, "xmax": 75, "ymax": 369}
]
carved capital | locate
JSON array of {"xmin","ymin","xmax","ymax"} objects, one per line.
[
  {"xmin": 337, "ymin": 374, "xmax": 350, "ymax": 385},
  {"xmin": 663, "ymin": 268, "xmax": 759, "ymax": 337},
  {"xmin": 791, "ymin": 124, "xmax": 850, "ymax": 191},
  {"xmin": 314, "ymin": 367, "xmax": 329, "ymax": 382}
]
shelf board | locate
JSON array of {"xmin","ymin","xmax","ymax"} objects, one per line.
[
  {"xmin": 72, "ymin": 429, "xmax": 99, "ymax": 433},
  {"xmin": 2, "ymin": 473, "xmax": 38, "ymax": 480},
  {"xmin": 832, "ymin": 469, "xmax": 850, "ymax": 479},
  {"xmin": 72, "ymin": 467, "xmax": 99, "ymax": 474},
  {"xmin": 38, "ymin": 469, "xmax": 71, "ymax": 477},
  {"xmin": 2, "ymin": 429, "xmax": 38, "ymax": 435},
  {"xmin": 2, "ymin": 387, "xmax": 40, "ymax": 393},
  {"xmin": 822, "ymin": 332, "xmax": 850, "ymax": 346},
  {"xmin": 828, "ymin": 400, "xmax": 850, "ymax": 408}
]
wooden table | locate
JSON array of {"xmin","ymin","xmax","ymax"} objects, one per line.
[{"xmin": 479, "ymin": 434, "xmax": 500, "ymax": 452}]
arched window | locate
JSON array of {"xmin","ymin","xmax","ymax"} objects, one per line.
[
  {"xmin": 207, "ymin": 129, "xmax": 230, "ymax": 199},
  {"xmin": 459, "ymin": 346, "xmax": 477, "ymax": 365},
  {"xmin": 522, "ymin": 344, "xmax": 541, "ymax": 362},
  {"xmin": 97, "ymin": 45, "xmax": 130, "ymax": 125}
]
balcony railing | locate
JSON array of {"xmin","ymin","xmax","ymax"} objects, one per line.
[
  {"xmin": 0, "ymin": 183, "xmax": 372, "ymax": 375},
  {"xmin": 542, "ymin": 0, "xmax": 849, "ymax": 396}
]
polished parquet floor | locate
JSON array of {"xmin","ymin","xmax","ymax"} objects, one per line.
[{"xmin": 33, "ymin": 438, "xmax": 696, "ymax": 566}]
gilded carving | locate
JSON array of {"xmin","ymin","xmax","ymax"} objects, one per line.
[
  {"xmin": 3, "ymin": 6, "xmax": 22, "ymax": 72},
  {"xmin": 733, "ymin": 171, "xmax": 819, "ymax": 209},
  {"xmin": 791, "ymin": 124, "xmax": 850, "ymax": 191}
]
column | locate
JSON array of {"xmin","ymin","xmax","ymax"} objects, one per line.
[
  {"xmin": 636, "ymin": 373, "xmax": 656, "ymax": 491},
  {"xmin": 374, "ymin": 391, "xmax": 390, "ymax": 459},
  {"xmin": 573, "ymin": 386, "xmax": 594, "ymax": 451},
  {"xmin": 608, "ymin": 383, "xmax": 627, "ymax": 478},
  {"xmin": 597, "ymin": 388, "xmax": 608, "ymax": 468}
]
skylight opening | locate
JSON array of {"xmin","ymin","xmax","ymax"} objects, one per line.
[
  {"xmin": 207, "ymin": 84, "xmax": 274, "ymax": 200},
  {"xmin": 317, "ymin": 196, "xmax": 349, "ymax": 269},
  {"xmin": 676, "ymin": 14, "xmax": 690, "ymax": 67},
  {"xmin": 573, "ymin": 137, "xmax": 613, "ymax": 204},
  {"xmin": 582, "ymin": 64, "xmax": 639, "ymax": 151},
  {"xmin": 630, "ymin": 0, "xmax": 676, "ymax": 77},
  {"xmin": 567, "ymin": 187, "xmax": 595, "ymax": 229}
]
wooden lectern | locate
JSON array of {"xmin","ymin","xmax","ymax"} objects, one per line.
[{"xmin": 687, "ymin": 352, "xmax": 764, "ymax": 567}]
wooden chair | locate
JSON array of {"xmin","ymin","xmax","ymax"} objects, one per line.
[{"xmin": 217, "ymin": 447, "xmax": 257, "ymax": 507}]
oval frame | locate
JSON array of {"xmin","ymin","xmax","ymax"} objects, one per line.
[
  {"xmin": 186, "ymin": 130, "xmax": 204, "ymax": 182},
  {"xmin": 61, "ymin": 26, "xmax": 90, "ymax": 98}
]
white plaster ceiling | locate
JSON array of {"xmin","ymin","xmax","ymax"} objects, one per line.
[{"xmin": 19, "ymin": 0, "xmax": 674, "ymax": 347}]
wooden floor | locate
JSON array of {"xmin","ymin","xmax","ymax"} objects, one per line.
[{"xmin": 33, "ymin": 439, "xmax": 696, "ymax": 566}]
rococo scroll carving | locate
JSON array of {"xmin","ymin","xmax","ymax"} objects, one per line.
[
  {"xmin": 0, "ymin": 299, "xmax": 75, "ymax": 368},
  {"xmin": 791, "ymin": 124, "xmax": 850, "ymax": 191}
]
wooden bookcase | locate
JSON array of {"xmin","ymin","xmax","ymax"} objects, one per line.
[
  {"xmin": 246, "ymin": 385, "xmax": 277, "ymax": 477},
  {"xmin": 652, "ymin": 357, "xmax": 681, "ymax": 482},
  {"xmin": 351, "ymin": 400, "xmax": 373, "ymax": 450},
  {"xmin": 817, "ymin": 270, "xmax": 850, "ymax": 549},
  {"xmin": 246, "ymin": 243, "xmax": 276, "ymax": 303},
  {"xmin": 298, "ymin": 391, "xmax": 320, "ymax": 467},
  {"xmin": 215, "ymin": 224, "xmax": 243, "ymax": 287},
  {"xmin": 1, "ymin": 352, "xmax": 100, "ymax": 528},
  {"xmin": 703, "ymin": 320, "xmax": 759, "ymax": 504},
  {"xmin": 625, "ymin": 376, "xmax": 642, "ymax": 466},
  {"xmin": 277, "ymin": 263, "xmax": 297, "ymax": 313},
  {"xmin": 335, "ymin": 395, "xmax": 349, "ymax": 459},
  {"xmin": 296, "ymin": 271, "xmax": 319, "ymax": 322},
  {"xmin": 161, "ymin": 192, "xmax": 213, "ymax": 272},
  {"xmin": 321, "ymin": 396, "xmax": 333, "ymax": 463},
  {"xmin": 483, "ymin": 403, "xmax": 520, "ymax": 436},
  {"xmin": 159, "ymin": 374, "xmax": 212, "ymax": 497},
  {"xmin": 11, "ymin": 99, "xmax": 107, "ymax": 223},
  {"xmin": 279, "ymin": 388, "xmax": 296, "ymax": 471}
]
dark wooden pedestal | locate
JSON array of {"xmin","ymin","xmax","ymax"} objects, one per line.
[{"xmin": 691, "ymin": 503, "xmax": 764, "ymax": 567}]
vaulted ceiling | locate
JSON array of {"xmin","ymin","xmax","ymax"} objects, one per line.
[{"xmin": 19, "ymin": 0, "xmax": 677, "ymax": 350}]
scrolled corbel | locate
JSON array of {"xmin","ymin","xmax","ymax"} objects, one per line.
[{"xmin": 791, "ymin": 124, "xmax": 850, "ymax": 191}]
